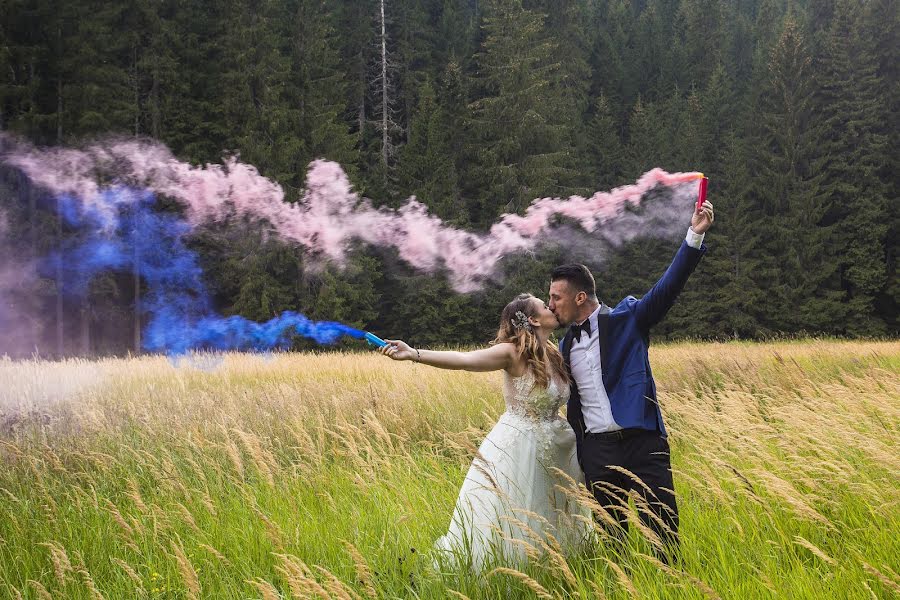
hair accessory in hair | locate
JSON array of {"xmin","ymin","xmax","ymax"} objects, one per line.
[{"xmin": 511, "ymin": 310, "xmax": 533, "ymax": 333}]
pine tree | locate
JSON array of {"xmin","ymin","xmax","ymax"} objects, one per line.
[
  {"xmin": 634, "ymin": 0, "xmax": 680, "ymax": 98},
  {"xmin": 667, "ymin": 85, "xmax": 706, "ymax": 172},
  {"xmin": 674, "ymin": 131, "xmax": 769, "ymax": 338},
  {"xmin": 625, "ymin": 95, "xmax": 666, "ymax": 176},
  {"xmin": 292, "ymin": 0, "xmax": 358, "ymax": 179},
  {"xmin": 435, "ymin": 0, "xmax": 479, "ymax": 67},
  {"xmin": 752, "ymin": 17, "xmax": 842, "ymax": 334},
  {"xmin": 333, "ymin": 0, "xmax": 376, "ymax": 162},
  {"xmin": 59, "ymin": 1, "xmax": 134, "ymax": 137},
  {"xmin": 385, "ymin": 272, "xmax": 481, "ymax": 346},
  {"xmin": 467, "ymin": 0, "xmax": 578, "ymax": 225},
  {"xmin": 0, "ymin": 0, "xmax": 47, "ymax": 137},
  {"xmin": 815, "ymin": 0, "xmax": 891, "ymax": 334},
  {"xmin": 719, "ymin": 0, "xmax": 755, "ymax": 95},
  {"xmin": 585, "ymin": 93, "xmax": 625, "ymax": 189},
  {"xmin": 440, "ymin": 59, "xmax": 470, "ymax": 192},
  {"xmin": 861, "ymin": 0, "xmax": 899, "ymax": 333},
  {"xmin": 304, "ymin": 250, "xmax": 382, "ymax": 333},
  {"xmin": 230, "ymin": 239, "xmax": 301, "ymax": 324},
  {"xmin": 586, "ymin": 0, "xmax": 631, "ymax": 107},
  {"xmin": 697, "ymin": 63, "xmax": 737, "ymax": 174},
  {"xmin": 748, "ymin": 0, "xmax": 785, "ymax": 98},
  {"xmin": 219, "ymin": 0, "xmax": 297, "ymax": 185},
  {"xmin": 394, "ymin": 0, "xmax": 439, "ymax": 141},
  {"xmin": 157, "ymin": 0, "xmax": 228, "ymax": 162},
  {"xmin": 531, "ymin": 0, "xmax": 592, "ymax": 191},
  {"xmin": 673, "ymin": 0, "xmax": 726, "ymax": 86},
  {"xmin": 397, "ymin": 79, "xmax": 463, "ymax": 224}
]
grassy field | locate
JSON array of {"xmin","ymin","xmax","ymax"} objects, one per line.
[{"xmin": 0, "ymin": 340, "xmax": 898, "ymax": 599}]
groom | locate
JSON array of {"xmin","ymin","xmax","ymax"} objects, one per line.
[{"xmin": 548, "ymin": 199, "xmax": 714, "ymax": 558}]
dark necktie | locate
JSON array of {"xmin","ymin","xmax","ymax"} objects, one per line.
[{"xmin": 570, "ymin": 319, "xmax": 591, "ymax": 343}]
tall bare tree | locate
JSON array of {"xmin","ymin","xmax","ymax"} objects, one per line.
[
  {"xmin": 375, "ymin": 0, "xmax": 400, "ymax": 188},
  {"xmin": 55, "ymin": 21, "xmax": 65, "ymax": 357}
]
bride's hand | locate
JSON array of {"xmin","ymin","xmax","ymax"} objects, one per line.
[{"xmin": 380, "ymin": 340, "xmax": 416, "ymax": 361}]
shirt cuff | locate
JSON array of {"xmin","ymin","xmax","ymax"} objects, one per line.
[{"xmin": 685, "ymin": 227, "xmax": 705, "ymax": 249}]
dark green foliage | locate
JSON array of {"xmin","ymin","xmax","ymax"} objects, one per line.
[
  {"xmin": 626, "ymin": 95, "xmax": 666, "ymax": 175},
  {"xmin": 814, "ymin": 0, "xmax": 892, "ymax": 335},
  {"xmin": 585, "ymin": 94, "xmax": 625, "ymax": 189},
  {"xmin": 397, "ymin": 79, "xmax": 464, "ymax": 224},
  {"xmin": 0, "ymin": 0, "xmax": 896, "ymax": 357},
  {"xmin": 465, "ymin": 0, "xmax": 580, "ymax": 224},
  {"xmin": 304, "ymin": 250, "xmax": 382, "ymax": 331},
  {"xmin": 382, "ymin": 272, "xmax": 483, "ymax": 347},
  {"xmin": 750, "ymin": 18, "xmax": 846, "ymax": 334}
]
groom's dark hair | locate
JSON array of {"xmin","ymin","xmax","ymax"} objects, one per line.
[{"xmin": 551, "ymin": 264, "xmax": 597, "ymax": 299}]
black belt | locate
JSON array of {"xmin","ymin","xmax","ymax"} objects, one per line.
[{"xmin": 584, "ymin": 427, "xmax": 651, "ymax": 440}]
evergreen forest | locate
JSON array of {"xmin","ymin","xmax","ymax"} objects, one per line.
[{"xmin": 0, "ymin": 0, "xmax": 896, "ymax": 356}]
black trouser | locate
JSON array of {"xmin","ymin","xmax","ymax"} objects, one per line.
[{"xmin": 581, "ymin": 428, "xmax": 679, "ymax": 559}]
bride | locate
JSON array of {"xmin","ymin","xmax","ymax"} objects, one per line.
[{"xmin": 379, "ymin": 293, "xmax": 592, "ymax": 571}]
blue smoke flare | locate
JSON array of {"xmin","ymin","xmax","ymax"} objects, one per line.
[{"xmin": 47, "ymin": 186, "xmax": 368, "ymax": 354}]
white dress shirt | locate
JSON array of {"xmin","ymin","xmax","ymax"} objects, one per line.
[{"xmin": 571, "ymin": 228, "xmax": 704, "ymax": 433}]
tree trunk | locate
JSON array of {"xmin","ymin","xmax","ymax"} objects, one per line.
[
  {"xmin": 56, "ymin": 23, "xmax": 64, "ymax": 357},
  {"xmin": 55, "ymin": 195, "xmax": 64, "ymax": 357},
  {"xmin": 28, "ymin": 173, "xmax": 36, "ymax": 256},
  {"xmin": 380, "ymin": 0, "xmax": 389, "ymax": 179},
  {"xmin": 357, "ymin": 50, "xmax": 365, "ymax": 144},
  {"xmin": 80, "ymin": 301, "xmax": 90, "ymax": 356},
  {"xmin": 28, "ymin": 59, "xmax": 37, "ymax": 247},
  {"xmin": 134, "ymin": 42, "xmax": 143, "ymax": 354},
  {"xmin": 151, "ymin": 53, "xmax": 160, "ymax": 138},
  {"xmin": 134, "ymin": 242, "xmax": 141, "ymax": 354},
  {"xmin": 133, "ymin": 42, "xmax": 140, "ymax": 136}
]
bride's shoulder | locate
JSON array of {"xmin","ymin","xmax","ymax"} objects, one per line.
[
  {"xmin": 503, "ymin": 356, "xmax": 530, "ymax": 379},
  {"xmin": 490, "ymin": 341, "xmax": 518, "ymax": 357}
]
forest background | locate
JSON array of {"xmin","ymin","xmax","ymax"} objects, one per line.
[{"xmin": 0, "ymin": 0, "xmax": 896, "ymax": 357}]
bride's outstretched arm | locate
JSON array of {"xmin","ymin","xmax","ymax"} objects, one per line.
[{"xmin": 378, "ymin": 340, "xmax": 515, "ymax": 372}]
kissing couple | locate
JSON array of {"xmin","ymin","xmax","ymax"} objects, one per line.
[{"xmin": 379, "ymin": 199, "xmax": 714, "ymax": 571}]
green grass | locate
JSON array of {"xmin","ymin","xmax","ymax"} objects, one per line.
[{"xmin": 0, "ymin": 340, "xmax": 898, "ymax": 598}]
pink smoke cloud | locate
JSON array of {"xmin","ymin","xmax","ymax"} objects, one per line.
[{"xmin": 1, "ymin": 134, "xmax": 703, "ymax": 291}]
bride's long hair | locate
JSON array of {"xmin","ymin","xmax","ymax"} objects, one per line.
[{"xmin": 492, "ymin": 293, "xmax": 569, "ymax": 389}]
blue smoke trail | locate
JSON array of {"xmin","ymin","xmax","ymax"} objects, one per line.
[{"xmin": 44, "ymin": 186, "xmax": 368, "ymax": 354}]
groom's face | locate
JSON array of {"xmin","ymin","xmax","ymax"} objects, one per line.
[{"xmin": 548, "ymin": 279, "xmax": 581, "ymax": 327}]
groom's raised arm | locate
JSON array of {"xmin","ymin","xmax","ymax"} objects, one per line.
[{"xmin": 632, "ymin": 201, "xmax": 714, "ymax": 332}]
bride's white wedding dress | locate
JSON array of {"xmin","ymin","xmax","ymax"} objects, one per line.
[{"xmin": 434, "ymin": 370, "xmax": 592, "ymax": 571}]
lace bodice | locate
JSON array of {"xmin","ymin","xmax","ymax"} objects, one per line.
[{"xmin": 502, "ymin": 369, "xmax": 570, "ymax": 421}]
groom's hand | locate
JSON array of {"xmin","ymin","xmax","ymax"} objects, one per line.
[{"xmin": 691, "ymin": 201, "xmax": 715, "ymax": 235}]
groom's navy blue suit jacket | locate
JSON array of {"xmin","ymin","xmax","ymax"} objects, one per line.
[{"xmin": 560, "ymin": 240, "xmax": 706, "ymax": 462}]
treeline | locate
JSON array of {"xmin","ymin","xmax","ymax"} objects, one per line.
[{"xmin": 0, "ymin": 0, "xmax": 896, "ymax": 356}]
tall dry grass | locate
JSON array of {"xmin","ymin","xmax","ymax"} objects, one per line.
[{"xmin": 0, "ymin": 340, "xmax": 897, "ymax": 598}]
